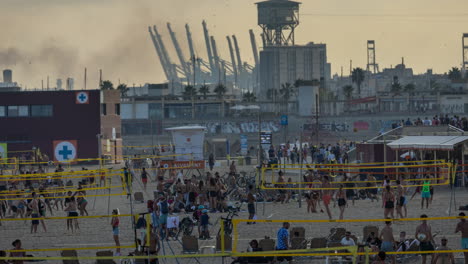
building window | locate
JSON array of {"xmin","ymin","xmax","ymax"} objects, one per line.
[
  {"xmin": 115, "ymin": 104, "xmax": 120, "ymax": 115},
  {"xmin": 102, "ymin": 103, "xmax": 107, "ymax": 115},
  {"xmin": 31, "ymin": 105, "xmax": 53, "ymax": 117},
  {"xmin": 7, "ymin": 106, "xmax": 18, "ymax": 117},
  {"xmin": 18, "ymin": 105, "xmax": 29, "ymax": 117},
  {"xmin": 0, "ymin": 106, "xmax": 5, "ymax": 117}
]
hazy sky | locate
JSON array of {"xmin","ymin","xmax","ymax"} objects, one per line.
[{"xmin": 1, "ymin": 0, "xmax": 467, "ymax": 89}]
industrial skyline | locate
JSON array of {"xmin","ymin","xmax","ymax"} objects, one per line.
[{"xmin": 0, "ymin": 0, "xmax": 467, "ymax": 89}]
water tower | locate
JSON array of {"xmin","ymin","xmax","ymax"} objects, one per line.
[
  {"xmin": 256, "ymin": 0, "xmax": 301, "ymax": 46},
  {"xmin": 3, "ymin": 69, "xmax": 12, "ymax": 83}
]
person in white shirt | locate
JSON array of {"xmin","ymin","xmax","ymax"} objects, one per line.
[{"xmin": 340, "ymin": 232, "xmax": 356, "ymax": 246}]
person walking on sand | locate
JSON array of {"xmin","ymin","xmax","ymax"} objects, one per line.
[
  {"xmin": 111, "ymin": 209, "xmax": 121, "ymax": 256},
  {"xmin": 395, "ymin": 180, "xmax": 406, "ymax": 219},
  {"xmin": 421, "ymin": 176, "xmax": 431, "ymax": 209},
  {"xmin": 321, "ymin": 176, "xmax": 333, "ymax": 220},
  {"xmin": 141, "ymin": 167, "xmax": 149, "ymax": 191},
  {"xmin": 336, "ymin": 184, "xmax": 347, "ymax": 220},
  {"xmin": 382, "ymin": 185, "xmax": 395, "ymax": 219}
]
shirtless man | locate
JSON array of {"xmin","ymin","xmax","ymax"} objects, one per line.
[
  {"xmin": 415, "ymin": 214, "xmax": 435, "ymax": 264},
  {"xmin": 276, "ymin": 171, "xmax": 286, "ymax": 204},
  {"xmin": 433, "ymin": 237, "xmax": 455, "ymax": 264},
  {"xmin": 321, "ymin": 176, "xmax": 333, "ymax": 220},
  {"xmin": 455, "ymin": 212, "xmax": 468, "ymax": 262},
  {"xmin": 28, "ymin": 192, "xmax": 40, "ymax": 233},
  {"xmin": 395, "ymin": 180, "xmax": 406, "ymax": 219},
  {"xmin": 143, "ymin": 225, "xmax": 160, "ymax": 264},
  {"xmin": 379, "ymin": 220, "xmax": 395, "ymax": 264}
]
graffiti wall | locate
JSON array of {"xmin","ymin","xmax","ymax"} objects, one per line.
[{"xmin": 204, "ymin": 121, "xmax": 280, "ymax": 134}]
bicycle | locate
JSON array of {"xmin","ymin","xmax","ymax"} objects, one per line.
[{"xmin": 217, "ymin": 203, "xmax": 241, "ymax": 237}]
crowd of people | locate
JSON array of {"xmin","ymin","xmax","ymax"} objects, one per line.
[
  {"xmin": 1, "ymin": 149, "xmax": 467, "ymax": 264},
  {"xmin": 395, "ymin": 114, "xmax": 468, "ymax": 131}
]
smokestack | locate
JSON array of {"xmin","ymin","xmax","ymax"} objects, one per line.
[
  {"xmin": 84, "ymin": 68, "xmax": 87, "ymax": 89},
  {"xmin": 99, "ymin": 69, "xmax": 102, "ymax": 87},
  {"xmin": 2, "ymin": 69, "xmax": 12, "ymax": 83},
  {"xmin": 66, "ymin": 78, "xmax": 74, "ymax": 90},
  {"xmin": 56, "ymin": 79, "xmax": 62, "ymax": 90}
]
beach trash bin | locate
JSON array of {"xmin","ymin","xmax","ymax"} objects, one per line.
[
  {"xmin": 245, "ymin": 156, "xmax": 251, "ymax": 165},
  {"xmin": 237, "ymin": 157, "xmax": 244, "ymax": 166}
]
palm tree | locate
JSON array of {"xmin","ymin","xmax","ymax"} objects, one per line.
[
  {"xmin": 100, "ymin": 80, "xmax": 114, "ymax": 90},
  {"xmin": 403, "ymin": 83, "xmax": 415, "ymax": 94},
  {"xmin": 280, "ymin": 82, "xmax": 295, "ymax": 113},
  {"xmin": 242, "ymin": 91, "xmax": 257, "ymax": 102},
  {"xmin": 448, "ymin": 67, "xmax": 462, "ymax": 81},
  {"xmin": 342, "ymin": 85, "xmax": 354, "ymax": 101},
  {"xmin": 182, "ymin": 85, "xmax": 197, "ymax": 100},
  {"xmin": 280, "ymin": 83, "xmax": 295, "ymax": 101},
  {"xmin": 391, "ymin": 82, "xmax": 402, "ymax": 95},
  {"xmin": 430, "ymin": 79, "xmax": 440, "ymax": 91},
  {"xmin": 404, "ymin": 83, "xmax": 416, "ymax": 111},
  {"xmin": 266, "ymin": 89, "xmax": 278, "ymax": 101},
  {"xmin": 213, "ymin": 83, "xmax": 227, "ymax": 99},
  {"xmin": 199, "ymin": 84, "xmax": 210, "ymax": 99},
  {"xmin": 351, "ymin": 68, "xmax": 365, "ymax": 96},
  {"xmin": 117, "ymin": 83, "xmax": 129, "ymax": 97}
]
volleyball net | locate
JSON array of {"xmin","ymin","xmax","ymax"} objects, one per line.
[
  {"xmin": 0, "ymin": 168, "xmax": 128, "ymax": 200},
  {"xmin": 260, "ymin": 160, "xmax": 454, "ymax": 190}
]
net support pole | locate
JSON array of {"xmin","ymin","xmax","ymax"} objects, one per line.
[
  {"xmin": 298, "ymin": 125, "xmax": 303, "ymax": 208},
  {"xmin": 221, "ymin": 219, "xmax": 225, "ymax": 253}
]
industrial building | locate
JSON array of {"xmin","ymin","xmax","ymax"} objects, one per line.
[
  {"xmin": 259, "ymin": 43, "xmax": 329, "ymax": 97},
  {"xmin": 0, "ymin": 89, "xmax": 122, "ymax": 162}
]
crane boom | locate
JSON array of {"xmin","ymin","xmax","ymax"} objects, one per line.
[
  {"xmin": 210, "ymin": 36, "xmax": 221, "ymax": 82},
  {"xmin": 249, "ymin": 29, "xmax": 259, "ymax": 66},
  {"xmin": 185, "ymin": 24, "xmax": 196, "ymax": 61},
  {"xmin": 232, "ymin": 35, "xmax": 243, "ymax": 75},
  {"xmin": 153, "ymin": 25, "xmax": 179, "ymax": 82},
  {"xmin": 202, "ymin": 20, "xmax": 215, "ymax": 79},
  {"xmin": 148, "ymin": 26, "xmax": 170, "ymax": 81},
  {"xmin": 167, "ymin": 23, "xmax": 190, "ymax": 79},
  {"xmin": 226, "ymin": 36, "xmax": 238, "ymax": 85}
]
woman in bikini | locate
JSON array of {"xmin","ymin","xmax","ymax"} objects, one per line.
[
  {"xmin": 75, "ymin": 185, "xmax": 88, "ymax": 216},
  {"xmin": 382, "ymin": 185, "xmax": 395, "ymax": 219},
  {"xmin": 111, "ymin": 209, "xmax": 121, "ymax": 256},
  {"xmin": 64, "ymin": 194, "xmax": 79, "ymax": 233}
]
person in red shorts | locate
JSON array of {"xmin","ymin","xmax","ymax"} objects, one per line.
[
  {"xmin": 321, "ymin": 175, "xmax": 333, "ymax": 220},
  {"xmin": 141, "ymin": 167, "xmax": 149, "ymax": 191}
]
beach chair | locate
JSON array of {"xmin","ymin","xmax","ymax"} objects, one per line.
[
  {"xmin": 328, "ymin": 227, "xmax": 346, "ymax": 242},
  {"xmin": 182, "ymin": 235, "xmax": 199, "ymax": 253},
  {"xmin": 61, "ymin": 250, "xmax": 79, "ymax": 264},
  {"xmin": 259, "ymin": 237, "xmax": 275, "ymax": 251},
  {"xmin": 291, "ymin": 227, "xmax": 307, "ymax": 249},
  {"xmin": 216, "ymin": 234, "xmax": 232, "ymax": 251},
  {"xmin": 134, "ymin": 192, "xmax": 144, "ymax": 202},
  {"xmin": 363, "ymin": 225, "xmax": 379, "ymax": 242},
  {"xmin": 310, "ymin": 238, "xmax": 327, "ymax": 249},
  {"xmin": 95, "ymin": 251, "xmax": 115, "ymax": 264}
]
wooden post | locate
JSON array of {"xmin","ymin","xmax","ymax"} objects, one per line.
[{"xmin": 462, "ymin": 144, "xmax": 466, "ymax": 187}]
